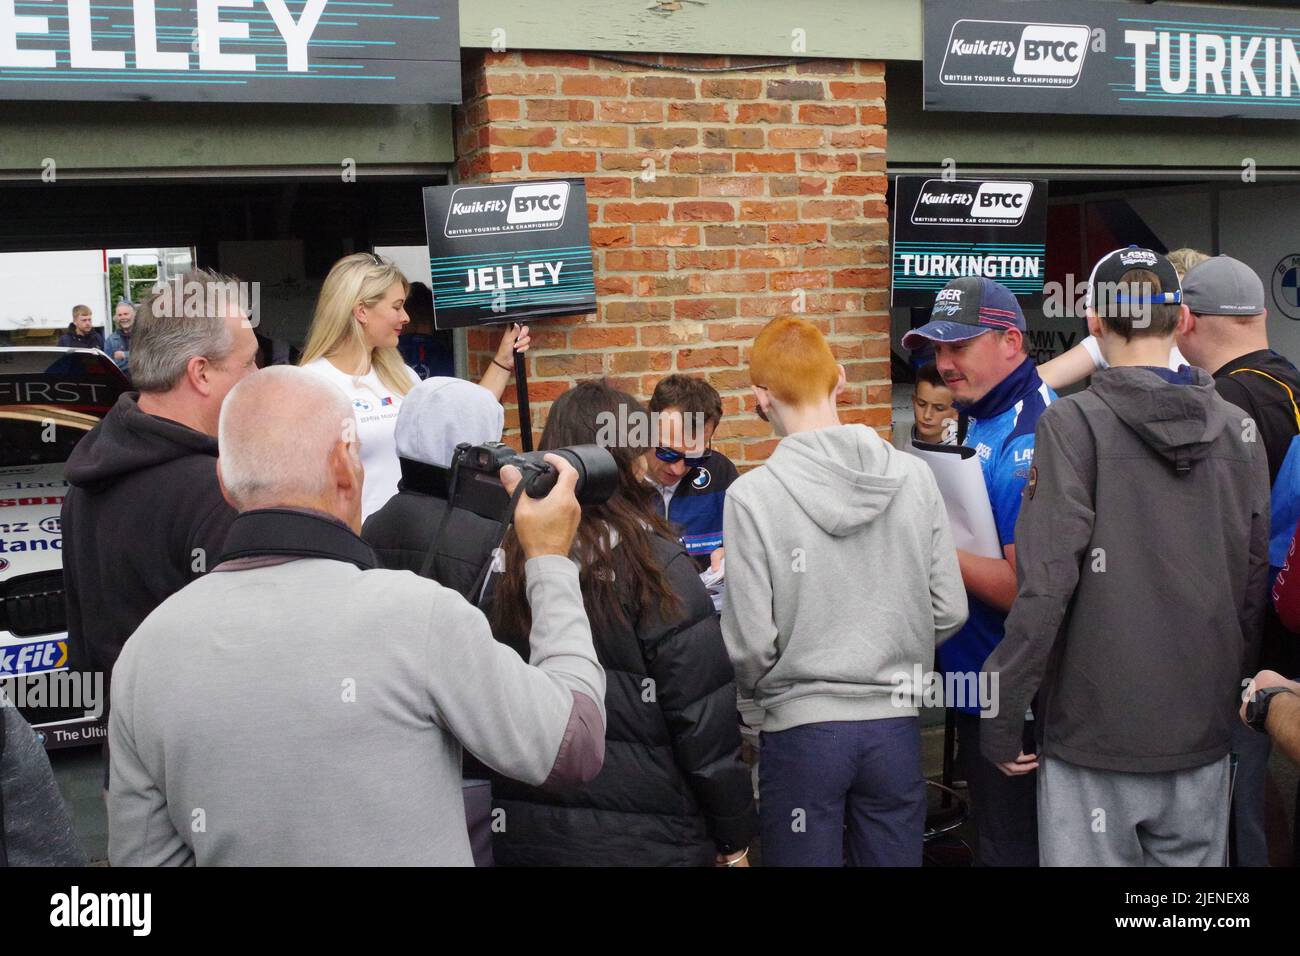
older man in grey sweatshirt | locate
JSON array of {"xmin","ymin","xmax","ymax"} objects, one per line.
[
  {"xmin": 108, "ymin": 366, "xmax": 605, "ymax": 866},
  {"xmin": 722, "ymin": 317, "xmax": 968, "ymax": 867}
]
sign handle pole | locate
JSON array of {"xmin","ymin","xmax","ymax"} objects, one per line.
[{"xmin": 514, "ymin": 346, "xmax": 533, "ymax": 452}]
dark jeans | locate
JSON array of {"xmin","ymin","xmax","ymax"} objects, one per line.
[
  {"xmin": 759, "ymin": 717, "xmax": 925, "ymax": 867},
  {"xmin": 955, "ymin": 710, "xmax": 1039, "ymax": 866}
]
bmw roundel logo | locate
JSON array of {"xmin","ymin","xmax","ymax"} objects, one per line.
[
  {"xmin": 353, "ymin": 398, "xmax": 373, "ymax": 413},
  {"xmin": 692, "ymin": 468, "xmax": 711, "ymax": 490},
  {"xmin": 1274, "ymin": 253, "xmax": 1300, "ymax": 320}
]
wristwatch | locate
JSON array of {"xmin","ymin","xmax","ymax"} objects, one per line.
[{"xmin": 1246, "ymin": 686, "xmax": 1296, "ymax": 733}]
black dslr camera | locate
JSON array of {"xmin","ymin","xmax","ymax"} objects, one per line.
[{"xmin": 448, "ymin": 441, "xmax": 619, "ymax": 521}]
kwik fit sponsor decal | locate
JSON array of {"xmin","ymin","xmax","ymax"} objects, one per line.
[
  {"xmin": 939, "ymin": 18, "xmax": 1089, "ymax": 88},
  {"xmin": 911, "ymin": 180, "xmax": 1035, "ymax": 227},
  {"xmin": 423, "ymin": 179, "xmax": 596, "ymax": 330},
  {"xmin": 892, "ymin": 176, "xmax": 1048, "ymax": 308},
  {"xmin": 925, "ymin": 0, "xmax": 1300, "ymax": 119}
]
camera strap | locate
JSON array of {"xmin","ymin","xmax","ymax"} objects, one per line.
[
  {"xmin": 466, "ymin": 480, "xmax": 529, "ymax": 609},
  {"xmin": 216, "ymin": 508, "xmax": 377, "ymax": 570},
  {"xmin": 420, "ymin": 457, "xmax": 462, "ymax": 582}
]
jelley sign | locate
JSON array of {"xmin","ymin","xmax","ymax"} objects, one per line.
[
  {"xmin": 423, "ymin": 179, "xmax": 597, "ymax": 331},
  {"xmin": 0, "ymin": 0, "xmax": 459, "ymax": 103}
]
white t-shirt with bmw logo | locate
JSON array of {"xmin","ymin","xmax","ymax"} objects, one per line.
[{"xmin": 303, "ymin": 357, "xmax": 419, "ymax": 521}]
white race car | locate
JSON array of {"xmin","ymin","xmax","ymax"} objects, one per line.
[{"xmin": 0, "ymin": 347, "xmax": 129, "ymax": 749}]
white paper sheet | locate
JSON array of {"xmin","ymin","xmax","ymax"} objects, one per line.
[{"xmin": 906, "ymin": 440, "xmax": 1003, "ymax": 558}]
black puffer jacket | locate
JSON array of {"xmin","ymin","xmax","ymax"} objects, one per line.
[
  {"xmin": 361, "ymin": 458, "xmax": 503, "ymax": 601},
  {"xmin": 490, "ymin": 534, "xmax": 756, "ymax": 866}
]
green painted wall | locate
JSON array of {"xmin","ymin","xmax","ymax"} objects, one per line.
[
  {"xmin": 461, "ymin": 0, "xmax": 923, "ymax": 61},
  {"xmin": 458, "ymin": 0, "xmax": 1300, "ymax": 63},
  {"xmin": 0, "ymin": 102, "xmax": 454, "ymax": 174}
]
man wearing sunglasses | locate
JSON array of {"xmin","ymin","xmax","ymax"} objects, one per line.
[{"xmin": 646, "ymin": 374, "xmax": 739, "ymax": 576}]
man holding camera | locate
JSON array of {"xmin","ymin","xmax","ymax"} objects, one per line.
[{"xmin": 108, "ymin": 367, "xmax": 607, "ymax": 866}]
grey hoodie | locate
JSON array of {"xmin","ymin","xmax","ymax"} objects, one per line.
[
  {"xmin": 721, "ymin": 424, "xmax": 968, "ymax": 732},
  {"xmin": 981, "ymin": 366, "xmax": 1271, "ymax": 773}
]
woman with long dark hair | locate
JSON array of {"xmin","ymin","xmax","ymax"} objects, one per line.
[{"xmin": 489, "ymin": 380, "xmax": 756, "ymax": 866}]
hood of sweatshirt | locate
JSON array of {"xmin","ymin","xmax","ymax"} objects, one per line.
[
  {"xmin": 65, "ymin": 391, "xmax": 218, "ymax": 494},
  {"xmin": 763, "ymin": 424, "xmax": 905, "ymax": 537},
  {"xmin": 1090, "ymin": 365, "xmax": 1228, "ymax": 469}
]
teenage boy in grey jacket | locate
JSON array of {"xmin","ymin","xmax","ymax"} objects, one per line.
[
  {"xmin": 982, "ymin": 248, "xmax": 1271, "ymax": 866},
  {"xmin": 722, "ymin": 317, "xmax": 968, "ymax": 867}
]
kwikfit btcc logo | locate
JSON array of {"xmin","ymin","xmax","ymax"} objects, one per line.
[
  {"xmin": 911, "ymin": 179, "xmax": 1034, "ymax": 227},
  {"xmin": 941, "ymin": 19, "xmax": 1091, "ymax": 88},
  {"xmin": 445, "ymin": 182, "xmax": 570, "ymax": 237}
]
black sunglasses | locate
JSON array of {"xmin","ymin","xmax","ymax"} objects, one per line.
[{"xmin": 654, "ymin": 446, "xmax": 710, "ymax": 468}]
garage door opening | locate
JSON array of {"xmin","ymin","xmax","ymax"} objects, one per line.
[{"xmin": 0, "ymin": 173, "xmax": 456, "ymax": 374}]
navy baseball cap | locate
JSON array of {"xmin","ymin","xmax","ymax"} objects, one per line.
[{"xmin": 901, "ymin": 276, "xmax": 1026, "ymax": 351}]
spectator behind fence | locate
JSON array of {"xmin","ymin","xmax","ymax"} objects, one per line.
[
  {"xmin": 0, "ymin": 691, "xmax": 86, "ymax": 866},
  {"xmin": 982, "ymin": 247, "xmax": 1269, "ymax": 867},
  {"xmin": 108, "ymin": 367, "xmax": 606, "ymax": 866},
  {"xmin": 105, "ymin": 300, "xmax": 135, "ymax": 376},
  {"xmin": 57, "ymin": 304, "xmax": 104, "ymax": 351},
  {"xmin": 722, "ymin": 317, "xmax": 967, "ymax": 867},
  {"xmin": 488, "ymin": 380, "xmax": 757, "ymax": 867},
  {"xmin": 61, "ymin": 269, "xmax": 258, "ymax": 786}
]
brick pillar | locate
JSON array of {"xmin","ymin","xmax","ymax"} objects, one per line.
[{"xmin": 454, "ymin": 50, "xmax": 890, "ymax": 464}]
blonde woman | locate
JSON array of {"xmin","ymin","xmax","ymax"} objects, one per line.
[{"xmin": 300, "ymin": 252, "xmax": 530, "ymax": 519}]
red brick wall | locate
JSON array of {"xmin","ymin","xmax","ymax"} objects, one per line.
[{"xmin": 454, "ymin": 50, "xmax": 890, "ymax": 465}]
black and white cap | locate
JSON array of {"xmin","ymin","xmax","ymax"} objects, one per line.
[{"xmin": 1085, "ymin": 246, "xmax": 1182, "ymax": 313}]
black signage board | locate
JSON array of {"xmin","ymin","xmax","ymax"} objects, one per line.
[
  {"xmin": 926, "ymin": 0, "xmax": 1300, "ymax": 119},
  {"xmin": 892, "ymin": 176, "xmax": 1048, "ymax": 308},
  {"xmin": 0, "ymin": 0, "xmax": 459, "ymax": 103},
  {"xmin": 423, "ymin": 179, "xmax": 597, "ymax": 332}
]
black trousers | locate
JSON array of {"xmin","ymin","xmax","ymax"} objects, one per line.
[{"xmin": 955, "ymin": 711, "xmax": 1039, "ymax": 867}]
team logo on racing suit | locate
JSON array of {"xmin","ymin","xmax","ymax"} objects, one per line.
[{"xmin": 692, "ymin": 468, "xmax": 712, "ymax": 490}]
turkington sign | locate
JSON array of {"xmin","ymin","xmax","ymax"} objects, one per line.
[{"xmin": 925, "ymin": 0, "xmax": 1300, "ymax": 119}]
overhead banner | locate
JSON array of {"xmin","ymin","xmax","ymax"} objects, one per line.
[
  {"xmin": 423, "ymin": 179, "xmax": 597, "ymax": 331},
  {"xmin": 0, "ymin": 0, "xmax": 459, "ymax": 103},
  {"xmin": 925, "ymin": 0, "xmax": 1300, "ymax": 119},
  {"xmin": 892, "ymin": 176, "xmax": 1048, "ymax": 308}
]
